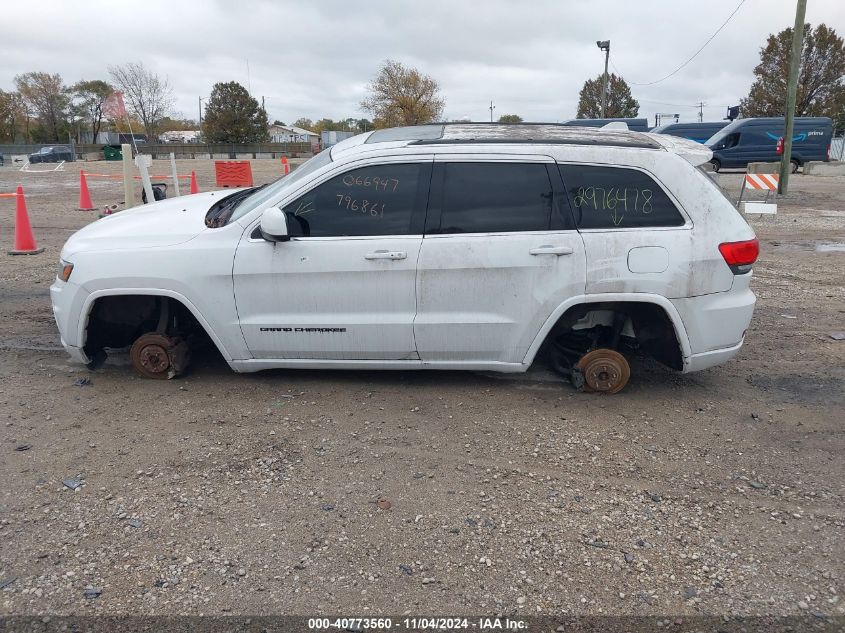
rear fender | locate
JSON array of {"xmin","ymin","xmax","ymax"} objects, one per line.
[{"xmin": 523, "ymin": 293, "xmax": 692, "ymax": 368}]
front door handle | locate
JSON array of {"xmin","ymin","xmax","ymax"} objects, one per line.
[
  {"xmin": 529, "ymin": 245, "xmax": 574, "ymax": 256},
  {"xmin": 365, "ymin": 250, "xmax": 408, "ymax": 260}
]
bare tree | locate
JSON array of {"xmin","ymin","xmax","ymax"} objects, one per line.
[
  {"xmin": 361, "ymin": 59, "xmax": 445, "ymax": 128},
  {"xmin": 108, "ymin": 62, "xmax": 174, "ymax": 139},
  {"xmin": 14, "ymin": 72, "xmax": 70, "ymax": 141}
]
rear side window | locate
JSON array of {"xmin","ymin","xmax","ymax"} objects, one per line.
[
  {"xmin": 434, "ymin": 162, "xmax": 553, "ymax": 234},
  {"xmin": 558, "ymin": 164, "xmax": 685, "ymax": 229},
  {"xmin": 282, "ymin": 163, "xmax": 424, "ymax": 237}
]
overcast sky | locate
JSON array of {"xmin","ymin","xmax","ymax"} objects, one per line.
[{"xmin": 2, "ymin": 0, "xmax": 843, "ymax": 128}]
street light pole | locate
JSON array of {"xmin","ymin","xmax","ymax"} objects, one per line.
[
  {"xmin": 777, "ymin": 0, "xmax": 807, "ymax": 195},
  {"xmin": 596, "ymin": 40, "xmax": 611, "ymax": 118},
  {"xmin": 198, "ymin": 96, "xmax": 205, "ymax": 142}
]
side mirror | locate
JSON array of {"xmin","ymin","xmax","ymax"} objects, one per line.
[{"xmin": 259, "ymin": 207, "xmax": 290, "ymax": 242}]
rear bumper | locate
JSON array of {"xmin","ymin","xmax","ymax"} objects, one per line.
[
  {"xmin": 686, "ymin": 339, "xmax": 745, "ymax": 373},
  {"xmin": 672, "ymin": 273, "xmax": 756, "ymax": 372}
]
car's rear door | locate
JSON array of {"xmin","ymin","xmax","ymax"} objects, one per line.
[{"xmin": 414, "ymin": 155, "xmax": 586, "ymax": 364}]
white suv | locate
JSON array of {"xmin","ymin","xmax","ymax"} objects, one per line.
[{"xmin": 51, "ymin": 124, "xmax": 758, "ymax": 392}]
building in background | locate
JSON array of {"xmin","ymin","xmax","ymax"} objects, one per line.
[
  {"xmin": 159, "ymin": 130, "xmax": 202, "ymax": 143},
  {"xmin": 268, "ymin": 124, "xmax": 320, "ymax": 150}
]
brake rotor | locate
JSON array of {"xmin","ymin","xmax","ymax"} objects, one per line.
[
  {"xmin": 575, "ymin": 348, "xmax": 630, "ymax": 394},
  {"xmin": 129, "ymin": 333, "xmax": 190, "ymax": 380}
]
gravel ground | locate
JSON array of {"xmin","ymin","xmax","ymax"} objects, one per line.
[{"xmin": 0, "ymin": 159, "xmax": 843, "ymax": 620}]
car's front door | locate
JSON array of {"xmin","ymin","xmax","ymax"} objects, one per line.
[
  {"xmin": 414, "ymin": 157, "xmax": 587, "ymax": 364},
  {"xmin": 233, "ymin": 159, "xmax": 432, "ymax": 360}
]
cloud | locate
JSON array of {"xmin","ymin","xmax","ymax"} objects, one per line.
[{"xmin": 1, "ymin": 0, "xmax": 842, "ymax": 125}]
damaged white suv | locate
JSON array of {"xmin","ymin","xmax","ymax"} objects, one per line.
[{"xmin": 51, "ymin": 124, "xmax": 758, "ymax": 392}]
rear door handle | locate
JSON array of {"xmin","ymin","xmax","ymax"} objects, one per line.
[
  {"xmin": 529, "ymin": 245, "xmax": 574, "ymax": 256},
  {"xmin": 365, "ymin": 250, "xmax": 407, "ymax": 260}
]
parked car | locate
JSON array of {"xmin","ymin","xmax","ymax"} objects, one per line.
[
  {"xmin": 51, "ymin": 123, "xmax": 758, "ymax": 393},
  {"xmin": 651, "ymin": 121, "xmax": 729, "ymax": 144},
  {"xmin": 706, "ymin": 117, "xmax": 832, "ymax": 172},
  {"xmin": 28, "ymin": 145, "xmax": 73, "ymax": 163}
]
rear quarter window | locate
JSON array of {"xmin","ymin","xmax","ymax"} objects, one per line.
[{"xmin": 558, "ymin": 164, "xmax": 685, "ymax": 229}]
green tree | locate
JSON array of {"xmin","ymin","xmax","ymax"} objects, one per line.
[
  {"xmin": 0, "ymin": 90, "xmax": 27, "ymax": 142},
  {"xmin": 202, "ymin": 81, "xmax": 269, "ymax": 143},
  {"xmin": 498, "ymin": 114, "xmax": 523, "ymax": 123},
  {"xmin": 293, "ymin": 117, "xmax": 314, "ymax": 130},
  {"xmin": 576, "ymin": 73, "xmax": 639, "ymax": 119},
  {"xmin": 272, "ymin": 119, "xmax": 286, "ymax": 126},
  {"xmin": 14, "ymin": 71, "xmax": 70, "ymax": 141},
  {"xmin": 72, "ymin": 79, "xmax": 113, "ymax": 142},
  {"xmin": 361, "ymin": 59, "xmax": 445, "ymax": 128},
  {"xmin": 740, "ymin": 23, "xmax": 845, "ymax": 118}
]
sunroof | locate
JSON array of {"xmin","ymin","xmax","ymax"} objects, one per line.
[{"xmin": 365, "ymin": 125, "xmax": 444, "ymax": 143}]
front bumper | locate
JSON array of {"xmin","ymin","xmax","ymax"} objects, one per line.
[{"xmin": 50, "ymin": 278, "xmax": 90, "ymax": 364}]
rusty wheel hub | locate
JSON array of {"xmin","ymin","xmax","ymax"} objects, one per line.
[
  {"xmin": 129, "ymin": 333, "xmax": 190, "ymax": 380},
  {"xmin": 576, "ymin": 348, "xmax": 631, "ymax": 394}
]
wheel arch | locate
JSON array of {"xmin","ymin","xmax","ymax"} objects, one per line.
[
  {"xmin": 80, "ymin": 289, "xmax": 234, "ymax": 362},
  {"xmin": 523, "ymin": 294, "xmax": 692, "ymax": 369}
]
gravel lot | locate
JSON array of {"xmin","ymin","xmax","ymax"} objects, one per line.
[{"xmin": 0, "ymin": 158, "xmax": 843, "ymax": 621}]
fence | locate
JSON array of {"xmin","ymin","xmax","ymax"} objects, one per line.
[
  {"xmin": 130, "ymin": 143, "xmax": 314, "ymax": 160},
  {"xmin": 832, "ymin": 137, "xmax": 845, "ymax": 161},
  {"xmin": 0, "ymin": 142, "xmax": 313, "ymax": 163}
]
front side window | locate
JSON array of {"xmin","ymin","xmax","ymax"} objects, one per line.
[
  {"xmin": 434, "ymin": 162, "xmax": 553, "ymax": 234},
  {"xmin": 559, "ymin": 164, "xmax": 685, "ymax": 229},
  {"xmin": 282, "ymin": 163, "xmax": 423, "ymax": 237}
]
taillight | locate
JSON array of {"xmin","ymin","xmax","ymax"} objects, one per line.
[{"xmin": 719, "ymin": 238, "xmax": 759, "ymax": 274}]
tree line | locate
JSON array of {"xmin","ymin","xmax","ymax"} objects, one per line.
[{"xmin": 1, "ymin": 23, "xmax": 841, "ymax": 145}]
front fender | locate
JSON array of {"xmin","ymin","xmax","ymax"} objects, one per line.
[{"xmin": 78, "ymin": 288, "xmax": 238, "ymax": 362}]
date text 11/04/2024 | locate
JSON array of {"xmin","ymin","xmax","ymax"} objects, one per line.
[{"xmin": 307, "ymin": 617, "xmax": 528, "ymax": 630}]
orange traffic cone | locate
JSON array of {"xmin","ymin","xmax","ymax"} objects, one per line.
[
  {"xmin": 281, "ymin": 156, "xmax": 290, "ymax": 175},
  {"xmin": 189, "ymin": 170, "xmax": 199, "ymax": 194},
  {"xmin": 78, "ymin": 170, "xmax": 94, "ymax": 210},
  {"xmin": 8, "ymin": 185, "xmax": 44, "ymax": 255}
]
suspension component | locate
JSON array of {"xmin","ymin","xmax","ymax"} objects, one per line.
[
  {"xmin": 129, "ymin": 333, "xmax": 190, "ymax": 380},
  {"xmin": 575, "ymin": 348, "xmax": 630, "ymax": 394}
]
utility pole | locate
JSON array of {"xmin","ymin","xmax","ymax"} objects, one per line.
[
  {"xmin": 778, "ymin": 0, "xmax": 807, "ymax": 195},
  {"xmin": 489, "ymin": 101, "xmax": 496, "ymax": 122},
  {"xmin": 596, "ymin": 40, "xmax": 611, "ymax": 118},
  {"xmin": 696, "ymin": 101, "xmax": 706, "ymax": 123},
  {"xmin": 198, "ymin": 97, "xmax": 204, "ymax": 131}
]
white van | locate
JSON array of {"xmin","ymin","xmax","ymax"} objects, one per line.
[{"xmin": 51, "ymin": 124, "xmax": 758, "ymax": 393}]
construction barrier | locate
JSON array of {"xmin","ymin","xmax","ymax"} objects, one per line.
[
  {"xmin": 1, "ymin": 185, "xmax": 43, "ymax": 255},
  {"xmin": 281, "ymin": 156, "xmax": 290, "ymax": 175},
  {"xmin": 738, "ymin": 173, "xmax": 779, "ymax": 216},
  {"xmin": 215, "ymin": 161, "xmax": 254, "ymax": 188}
]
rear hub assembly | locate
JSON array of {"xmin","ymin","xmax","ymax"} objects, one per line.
[
  {"xmin": 575, "ymin": 348, "xmax": 630, "ymax": 394},
  {"xmin": 129, "ymin": 333, "xmax": 190, "ymax": 380}
]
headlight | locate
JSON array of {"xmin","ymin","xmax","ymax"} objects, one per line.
[{"xmin": 57, "ymin": 259, "xmax": 74, "ymax": 282}]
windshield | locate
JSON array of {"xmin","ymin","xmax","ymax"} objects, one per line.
[{"xmin": 225, "ymin": 150, "xmax": 334, "ymax": 224}]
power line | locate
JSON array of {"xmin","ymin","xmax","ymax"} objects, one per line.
[{"xmin": 610, "ymin": 0, "xmax": 747, "ymax": 87}]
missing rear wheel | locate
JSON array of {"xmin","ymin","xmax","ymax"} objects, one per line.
[{"xmin": 576, "ymin": 348, "xmax": 630, "ymax": 394}]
